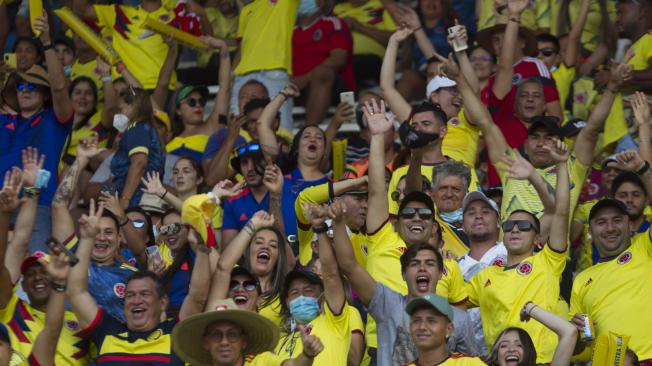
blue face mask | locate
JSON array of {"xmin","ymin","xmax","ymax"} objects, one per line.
[
  {"xmin": 439, "ymin": 207, "xmax": 463, "ymax": 224},
  {"xmin": 289, "ymin": 295, "xmax": 320, "ymax": 324},
  {"xmin": 298, "ymin": 0, "xmax": 319, "ymax": 16}
]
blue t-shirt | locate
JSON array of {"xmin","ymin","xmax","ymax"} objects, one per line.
[
  {"xmin": 88, "ymin": 261, "xmax": 137, "ymax": 323},
  {"xmin": 413, "ymin": 21, "xmax": 453, "ymax": 71},
  {"xmin": 110, "ymin": 121, "xmax": 165, "ymax": 207},
  {"xmin": 0, "ymin": 108, "xmax": 72, "ymax": 206},
  {"xmin": 222, "ymin": 168, "xmax": 328, "ymax": 239},
  {"xmin": 201, "ymin": 128, "xmax": 247, "ymax": 161},
  {"xmin": 167, "ymin": 249, "xmax": 195, "ymax": 306}
]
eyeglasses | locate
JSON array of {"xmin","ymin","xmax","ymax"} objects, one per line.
[
  {"xmin": 236, "ymin": 143, "xmax": 261, "ymax": 156},
  {"xmin": 159, "ymin": 223, "xmax": 181, "ymax": 236},
  {"xmin": 205, "ymin": 329, "xmax": 243, "ymax": 342},
  {"xmin": 399, "ymin": 207, "xmax": 433, "ymax": 220},
  {"xmin": 16, "ymin": 82, "xmax": 37, "ymax": 93},
  {"xmin": 229, "ymin": 280, "xmax": 258, "ymax": 292},
  {"xmin": 538, "ymin": 47, "xmax": 557, "ymax": 57},
  {"xmin": 502, "ymin": 220, "xmax": 537, "ymax": 232},
  {"xmin": 131, "ymin": 219, "xmax": 146, "ymax": 229},
  {"xmin": 470, "ymin": 55, "xmax": 492, "ymax": 63},
  {"xmin": 183, "ymin": 97, "xmax": 206, "ymax": 108}
]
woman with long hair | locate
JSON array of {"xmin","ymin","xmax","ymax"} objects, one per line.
[
  {"xmin": 141, "ymin": 155, "xmax": 206, "ymax": 211},
  {"xmin": 110, "ymin": 87, "xmax": 164, "ymax": 209}
]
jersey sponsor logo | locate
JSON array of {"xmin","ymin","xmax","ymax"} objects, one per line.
[
  {"xmin": 239, "ymin": 213, "xmax": 249, "ymax": 222},
  {"xmin": 517, "ymin": 261, "xmax": 532, "ymax": 275},
  {"xmin": 114, "ymin": 283, "xmax": 126, "ymax": 298},
  {"xmin": 313, "ymin": 29, "xmax": 322, "ymax": 41},
  {"xmin": 65, "ymin": 320, "xmax": 80, "ymax": 331},
  {"xmin": 617, "ymin": 251, "xmax": 632, "ymax": 265},
  {"xmin": 147, "ymin": 329, "xmax": 163, "ymax": 341}
]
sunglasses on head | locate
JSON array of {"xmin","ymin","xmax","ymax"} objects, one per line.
[
  {"xmin": 502, "ymin": 220, "xmax": 537, "ymax": 233},
  {"xmin": 399, "ymin": 207, "xmax": 433, "ymax": 220},
  {"xmin": 131, "ymin": 219, "xmax": 146, "ymax": 229},
  {"xmin": 16, "ymin": 82, "xmax": 37, "ymax": 92},
  {"xmin": 229, "ymin": 280, "xmax": 257, "ymax": 292},
  {"xmin": 236, "ymin": 143, "xmax": 261, "ymax": 156},
  {"xmin": 538, "ymin": 47, "xmax": 557, "ymax": 57},
  {"xmin": 183, "ymin": 97, "xmax": 206, "ymax": 108},
  {"xmin": 159, "ymin": 223, "xmax": 181, "ymax": 236}
]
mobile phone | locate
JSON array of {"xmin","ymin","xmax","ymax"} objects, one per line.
[
  {"xmin": 100, "ymin": 183, "xmax": 119, "ymax": 196},
  {"xmin": 339, "ymin": 91, "xmax": 356, "ymax": 124},
  {"xmin": 146, "ymin": 245, "xmax": 163, "ymax": 264},
  {"xmin": 46, "ymin": 238, "xmax": 79, "ymax": 267},
  {"xmin": 4, "ymin": 53, "xmax": 16, "ymax": 70}
]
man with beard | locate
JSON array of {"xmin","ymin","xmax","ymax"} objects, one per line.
[{"xmin": 613, "ymin": 0, "xmax": 652, "ymax": 90}]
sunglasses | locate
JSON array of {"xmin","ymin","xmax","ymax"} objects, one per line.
[
  {"xmin": 16, "ymin": 82, "xmax": 37, "ymax": 93},
  {"xmin": 502, "ymin": 220, "xmax": 537, "ymax": 233},
  {"xmin": 399, "ymin": 207, "xmax": 433, "ymax": 220},
  {"xmin": 470, "ymin": 55, "xmax": 492, "ymax": 63},
  {"xmin": 131, "ymin": 219, "xmax": 146, "ymax": 229},
  {"xmin": 159, "ymin": 223, "xmax": 181, "ymax": 236},
  {"xmin": 183, "ymin": 97, "xmax": 206, "ymax": 108},
  {"xmin": 538, "ymin": 47, "xmax": 557, "ymax": 57},
  {"xmin": 229, "ymin": 280, "xmax": 258, "ymax": 292},
  {"xmin": 205, "ymin": 330, "xmax": 243, "ymax": 342},
  {"xmin": 236, "ymin": 143, "xmax": 261, "ymax": 156}
]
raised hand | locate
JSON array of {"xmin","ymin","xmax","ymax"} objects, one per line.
[
  {"xmin": 262, "ymin": 160, "xmax": 284, "ymax": 194},
  {"xmin": 327, "ymin": 199, "xmax": 347, "ymax": 222},
  {"xmin": 507, "ymin": 0, "xmax": 529, "ymax": 15},
  {"xmin": 632, "ymin": 91, "xmax": 651, "ymax": 127},
  {"xmin": 608, "ymin": 60, "xmax": 633, "ymax": 90},
  {"xmin": 98, "ymin": 191, "xmax": 125, "ymax": 219},
  {"xmin": 43, "ymin": 250, "xmax": 71, "ymax": 284},
  {"xmin": 497, "ymin": 150, "xmax": 535, "ymax": 180},
  {"xmin": 542, "ymin": 138, "xmax": 570, "ymax": 163},
  {"xmin": 227, "ymin": 114, "xmax": 247, "ymax": 139},
  {"xmin": 76, "ymin": 136, "xmax": 107, "ymax": 162},
  {"xmin": 615, "ymin": 150, "xmax": 646, "ymax": 172},
  {"xmin": 0, "ymin": 168, "xmax": 23, "ymax": 215},
  {"xmin": 362, "ymin": 99, "xmax": 391, "ymax": 135},
  {"xmin": 249, "ymin": 210, "xmax": 275, "ymax": 231},
  {"xmin": 279, "ymin": 82, "xmax": 301, "ymax": 99},
  {"xmin": 447, "ymin": 19, "xmax": 467, "ymax": 49},
  {"xmin": 141, "ymin": 171, "xmax": 167, "ymax": 198},
  {"xmin": 439, "ymin": 53, "xmax": 461, "ymax": 80},
  {"xmin": 389, "ymin": 27, "xmax": 414, "ymax": 44},
  {"xmin": 95, "ymin": 57, "xmax": 112, "ymax": 77},
  {"xmin": 21, "ymin": 147, "xmax": 45, "ymax": 188},
  {"xmin": 78, "ymin": 199, "xmax": 104, "ymax": 239},
  {"xmin": 303, "ymin": 203, "xmax": 329, "ymax": 227},
  {"xmin": 395, "ymin": 4, "xmax": 421, "ymax": 30},
  {"xmin": 212, "ymin": 179, "xmax": 246, "ymax": 200},
  {"xmin": 32, "ymin": 13, "xmax": 51, "ymax": 44},
  {"xmin": 300, "ymin": 328, "xmax": 324, "ymax": 359},
  {"xmin": 331, "ymin": 102, "xmax": 355, "ymax": 129}
]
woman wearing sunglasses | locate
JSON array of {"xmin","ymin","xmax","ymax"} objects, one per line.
[{"xmin": 206, "ymin": 265, "xmax": 262, "ymax": 313}]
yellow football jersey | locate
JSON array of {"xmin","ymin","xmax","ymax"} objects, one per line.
[
  {"xmin": 403, "ymin": 353, "xmax": 487, "ymax": 366},
  {"xmin": 333, "ymin": 0, "xmax": 397, "ymax": 58},
  {"xmin": 245, "ymin": 352, "xmax": 286, "ymax": 366},
  {"xmin": 258, "ymin": 295, "xmax": 284, "ymax": 326},
  {"xmin": 467, "ymin": 245, "xmax": 566, "ymax": 364},
  {"xmin": 570, "ymin": 232, "xmax": 652, "ymax": 360},
  {"xmin": 442, "ymin": 110, "xmax": 480, "ymax": 171},
  {"xmin": 70, "ymin": 58, "xmax": 103, "ymax": 100},
  {"xmin": 477, "ymin": 0, "xmax": 550, "ymax": 33},
  {"xmin": 550, "ymin": 0, "xmax": 616, "ymax": 52},
  {"xmin": 627, "ymin": 32, "xmax": 652, "ymax": 71},
  {"xmin": 552, "ymin": 63, "xmax": 576, "ymax": 111}
]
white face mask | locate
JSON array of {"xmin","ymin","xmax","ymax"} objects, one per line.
[{"xmin": 113, "ymin": 113, "xmax": 129, "ymax": 133}]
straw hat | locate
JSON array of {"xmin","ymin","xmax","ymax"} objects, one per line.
[
  {"xmin": 171, "ymin": 299, "xmax": 280, "ymax": 366},
  {"xmin": 475, "ymin": 14, "xmax": 537, "ymax": 57}
]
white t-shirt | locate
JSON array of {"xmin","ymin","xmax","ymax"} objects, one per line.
[{"xmin": 458, "ymin": 242, "xmax": 507, "ymax": 281}]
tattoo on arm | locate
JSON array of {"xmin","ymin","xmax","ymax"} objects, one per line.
[
  {"xmin": 53, "ymin": 160, "xmax": 82, "ymax": 204},
  {"xmin": 269, "ymin": 193, "xmax": 285, "ymax": 237}
]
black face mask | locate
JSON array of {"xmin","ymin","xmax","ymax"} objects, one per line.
[{"xmin": 398, "ymin": 121, "xmax": 439, "ymax": 149}]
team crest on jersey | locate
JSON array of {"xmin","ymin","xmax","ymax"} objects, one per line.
[
  {"xmin": 114, "ymin": 283, "xmax": 126, "ymax": 298},
  {"xmin": 313, "ymin": 29, "xmax": 322, "ymax": 41},
  {"xmin": 492, "ymin": 257, "xmax": 506, "ymax": 266},
  {"xmin": 517, "ymin": 262, "xmax": 532, "ymax": 275},
  {"xmin": 65, "ymin": 320, "xmax": 80, "ymax": 331},
  {"xmin": 512, "ymin": 73, "xmax": 522, "ymax": 85},
  {"xmin": 215, "ymin": 304, "xmax": 229, "ymax": 311},
  {"xmin": 575, "ymin": 92, "xmax": 587, "ymax": 105},
  {"xmin": 148, "ymin": 329, "xmax": 163, "ymax": 341},
  {"xmin": 617, "ymin": 251, "xmax": 632, "ymax": 265},
  {"xmin": 449, "ymin": 117, "xmax": 460, "ymax": 127},
  {"xmin": 269, "ymin": 0, "xmax": 278, "ymax": 5}
]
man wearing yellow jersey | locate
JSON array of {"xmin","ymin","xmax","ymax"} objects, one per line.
[
  {"xmin": 571, "ymin": 185, "xmax": 652, "ymax": 362},
  {"xmin": 614, "ymin": 0, "xmax": 652, "ymax": 88},
  {"xmin": 403, "ymin": 294, "xmax": 487, "ymax": 366},
  {"xmin": 172, "ymin": 299, "xmax": 323, "ymax": 366},
  {"xmin": 466, "ymin": 133, "xmax": 571, "ymax": 364},
  {"xmin": 230, "ymin": 0, "xmax": 299, "ymax": 130},
  {"xmin": 72, "ymin": 0, "xmax": 177, "ymax": 90}
]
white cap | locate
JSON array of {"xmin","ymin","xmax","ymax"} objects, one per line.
[
  {"xmin": 426, "ymin": 76, "xmax": 457, "ymax": 98},
  {"xmin": 462, "ymin": 191, "xmax": 500, "ymax": 217}
]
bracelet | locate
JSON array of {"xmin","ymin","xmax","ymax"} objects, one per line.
[
  {"xmin": 636, "ymin": 160, "xmax": 650, "ymax": 175},
  {"xmin": 23, "ymin": 187, "xmax": 41, "ymax": 198},
  {"xmin": 244, "ymin": 220, "xmax": 256, "ymax": 235},
  {"xmin": 160, "ymin": 190, "xmax": 168, "ymax": 199},
  {"xmin": 119, "ymin": 217, "xmax": 130, "ymax": 227},
  {"xmin": 313, "ymin": 225, "xmax": 329, "ymax": 234},
  {"xmin": 509, "ymin": 17, "xmax": 521, "ymax": 24},
  {"xmin": 51, "ymin": 282, "xmax": 67, "ymax": 292}
]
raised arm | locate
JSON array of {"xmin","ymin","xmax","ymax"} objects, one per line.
[
  {"xmin": 632, "ymin": 91, "xmax": 652, "ymax": 163},
  {"xmin": 573, "ymin": 61, "xmax": 630, "ymax": 166},
  {"xmin": 328, "ymin": 201, "xmax": 377, "ymax": 306},
  {"xmin": 497, "ymin": 151, "xmax": 555, "ymax": 216},
  {"xmin": 304, "ymin": 203, "xmax": 345, "ymax": 314},
  {"xmin": 200, "ymin": 36, "xmax": 231, "ymax": 127},
  {"xmin": 67, "ymin": 201, "xmax": 102, "ymax": 329},
  {"xmin": 141, "ymin": 172, "xmax": 184, "ymax": 211},
  {"xmin": 35, "ymin": 14, "xmax": 73, "ymax": 119},
  {"xmin": 404, "ymin": 149, "xmax": 424, "ymax": 194},
  {"xmin": 151, "ymin": 37, "xmax": 179, "ymax": 110},
  {"xmin": 545, "ymin": 139, "xmax": 570, "ymax": 253},
  {"xmin": 492, "ymin": 0, "xmax": 529, "ymax": 100},
  {"xmin": 379, "ymin": 29, "xmax": 414, "ymax": 122},
  {"xmin": 202, "ymin": 114, "xmax": 247, "ymax": 186},
  {"xmin": 615, "ymin": 150, "xmax": 652, "ymax": 207},
  {"xmin": 179, "ymin": 231, "xmax": 212, "ymax": 320},
  {"xmin": 563, "ymin": 0, "xmax": 590, "ymax": 68},
  {"xmin": 363, "ymin": 99, "xmax": 393, "ymax": 233},
  {"xmin": 96, "ymin": 58, "xmax": 119, "ymax": 130},
  {"xmin": 521, "ymin": 302, "xmax": 577, "ymax": 366},
  {"xmin": 0, "ymin": 169, "xmax": 23, "ymax": 307},
  {"xmin": 30, "ymin": 251, "xmax": 70, "ymax": 366},
  {"xmin": 259, "ymin": 84, "xmax": 299, "ymax": 158},
  {"xmin": 448, "ymin": 22, "xmax": 479, "ymax": 95},
  {"xmin": 262, "ymin": 161, "xmax": 296, "ymax": 267}
]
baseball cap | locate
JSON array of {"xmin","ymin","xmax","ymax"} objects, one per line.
[
  {"xmin": 462, "ymin": 191, "xmax": 499, "ymax": 217},
  {"xmin": 528, "ymin": 116, "xmax": 562, "ymax": 137},
  {"xmin": 426, "ymin": 76, "xmax": 457, "ymax": 98},
  {"xmin": 175, "ymin": 85, "xmax": 209, "ymax": 106},
  {"xmin": 588, "ymin": 198, "xmax": 628, "ymax": 222},
  {"xmin": 559, "ymin": 118, "xmax": 587, "ymax": 138},
  {"xmin": 405, "ymin": 293, "xmax": 454, "ymax": 322},
  {"xmin": 398, "ymin": 191, "xmax": 435, "ymax": 216},
  {"xmin": 20, "ymin": 251, "xmax": 50, "ymax": 275}
]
